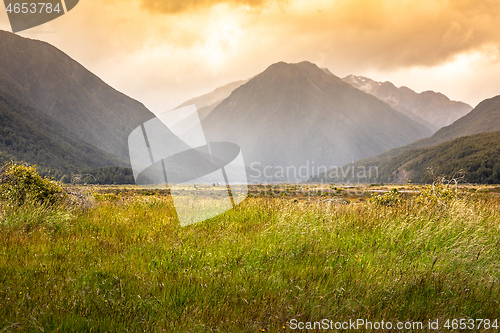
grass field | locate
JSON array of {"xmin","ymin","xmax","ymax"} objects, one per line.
[{"xmin": 1, "ymin": 184, "xmax": 500, "ymax": 331}]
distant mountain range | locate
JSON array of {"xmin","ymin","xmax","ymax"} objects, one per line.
[
  {"xmin": 201, "ymin": 61, "xmax": 432, "ymax": 181},
  {"xmin": 342, "ymin": 75, "xmax": 472, "ymax": 131},
  {"xmin": 0, "ymin": 30, "xmax": 157, "ymax": 163},
  {"xmin": 1, "ymin": 30, "xmax": 495, "ymax": 184},
  {"xmin": 316, "ymin": 95, "xmax": 500, "ymax": 184},
  {"xmin": 180, "ymin": 71, "xmax": 472, "ymax": 134},
  {"xmin": 177, "ymin": 79, "xmax": 249, "ymax": 120}
]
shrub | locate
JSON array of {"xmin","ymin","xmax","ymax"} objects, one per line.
[
  {"xmin": 60, "ymin": 174, "xmax": 71, "ymax": 184},
  {"xmin": 415, "ymin": 183, "xmax": 457, "ymax": 206},
  {"xmin": 368, "ymin": 188, "xmax": 402, "ymax": 207},
  {"xmin": 415, "ymin": 170, "xmax": 463, "ymax": 206},
  {"xmin": 0, "ymin": 162, "xmax": 66, "ymax": 207}
]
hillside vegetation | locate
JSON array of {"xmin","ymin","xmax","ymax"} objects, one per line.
[
  {"xmin": 75, "ymin": 167, "xmax": 135, "ymax": 185},
  {"xmin": 0, "ymin": 88, "xmax": 123, "ymax": 177},
  {"xmin": 317, "ymin": 131, "xmax": 500, "ymax": 184},
  {"xmin": 345, "ymin": 94, "xmax": 500, "ymax": 173}
]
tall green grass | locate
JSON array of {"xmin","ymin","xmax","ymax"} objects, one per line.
[{"xmin": 0, "ymin": 191, "xmax": 499, "ymax": 331}]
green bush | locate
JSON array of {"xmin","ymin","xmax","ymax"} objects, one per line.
[
  {"xmin": 60, "ymin": 174, "xmax": 71, "ymax": 184},
  {"xmin": 369, "ymin": 188, "xmax": 402, "ymax": 207},
  {"xmin": 0, "ymin": 162, "xmax": 66, "ymax": 207}
]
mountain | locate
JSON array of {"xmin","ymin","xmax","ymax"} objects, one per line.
[
  {"xmin": 342, "ymin": 75, "xmax": 472, "ymax": 131},
  {"xmin": 317, "ymin": 95, "xmax": 500, "ymax": 184},
  {"xmin": 0, "ymin": 85, "xmax": 122, "ymax": 177},
  {"xmin": 201, "ymin": 61, "xmax": 432, "ymax": 182},
  {"xmin": 431, "ymin": 94, "xmax": 500, "ymax": 143},
  {"xmin": 374, "ymin": 94, "xmax": 500, "ymax": 159},
  {"xmin": 316, "ymin": 131, "xmax": 500, "ymax": 184},
  {"xmin": 177, "ymin": 79, "xmax": 249, "ymax": 120},
  {"xmin": 0, "ymin": 30, "xmax": 157, "ymax": 163}
]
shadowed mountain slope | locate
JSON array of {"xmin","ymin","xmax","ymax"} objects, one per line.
[
  {"xmin": 317, "ymin": 95, "xmax": 500, "ymax": 183},
  {"xmin": 0, "ymin": 86, "xmax": 123, "ymax": 175},
  {"xmin": 0, "ymin": 30, "xmax": 159, "ymax": 163},
  {"xmin": 202, "ymin": 61, "xmax": 432, "ymax": 181},
  {"xmin": 315, "ymin": 131, "xmax": 500, "ymax": 184}
]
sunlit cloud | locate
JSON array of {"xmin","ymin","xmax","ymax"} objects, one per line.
[
  {"xmin": 139, "ymin": 0, "xmax": 278, "ymax": 14},
  {"xmin": 5, "ymin": 0, "xmax": 500, "ymax": 112}
]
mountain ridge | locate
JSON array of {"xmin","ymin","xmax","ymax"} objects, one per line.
[
  {"xmin": 177, "ymin": 79, "xmax": 249, "ymax": 120},
  {"xmin": 0, "ymin": 85, "xmax": 123, "ymax": 177},
  {"xmin": 342, "ymin": 75, "xmax": 472, "ymax": 131},
  {"xmin": 0, "ymin": 30, "xmax": 160, "ymax": 164},
  {"xmin": 317, "ymin": 94, "xmax": 500, "ymax": 183},
  {"xmin": 315, "ymin": 131, "xmax": 500, "ymax": 184},
  {"xmin": 202, "ymin": 61, "xmax": 432, "ymax": 181}
]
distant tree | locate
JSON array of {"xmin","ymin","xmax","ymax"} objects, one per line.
[
  {"xmin": 82, "ymin": 176, "xmax": 96, "ymax": 184},
  {"xmin": 78, "ymin": 167, "xmax": 135, "ymax": 185},
  {"xmin": 60, "ymin": 174, "xmax": 71, "ymax": 184}
]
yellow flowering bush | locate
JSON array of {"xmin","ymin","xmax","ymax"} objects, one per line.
[
  {"xmin": 0, "ymin": 162, "xmax": 66, "ymax": 206},
  {"xmin": 415, "ymin": 183, "xmax": 457, "ymax": 206},
  {"xmin": 368, "ymin": 188, "xmax": 403, "ymax": 207}
]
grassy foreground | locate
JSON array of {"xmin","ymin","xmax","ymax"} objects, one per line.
[{"xmin": 1, "ymin": 187, "xmax": 500, "ymax": 331}]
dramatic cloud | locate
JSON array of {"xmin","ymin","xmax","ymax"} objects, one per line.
[
  {"xmin": 7, "ymin": 0, "xmax": 500, "ymax": 111},
  {"xmin": 256, "ymin": 0, "xmax": 500, "ymax": 69},
  {"xmin": 140, "ymin": 0, "xmax": 273, "ymax": 14}
]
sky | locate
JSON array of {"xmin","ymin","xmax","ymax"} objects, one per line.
[{"xmin": 1, "ymin": 0, "xmax": 500, "ymax": 114}]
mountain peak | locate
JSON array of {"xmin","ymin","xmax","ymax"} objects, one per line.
[
  {"xmin": 255, "ymin": 61, "xmax": 344, "ymax": 90},
  {"xmin": 343, "ymin": 75, "xmax": 472, "ymax": 129},
  {"xmin": 201, "ymin": 61, "xmax": 431, "ymax": 181},
  {"xmin": 263, "ymin": 61, "xmax": 339, "ymax": 78},
  {"xmin": 267, "ymin": 60, "xmax": 316, "ymax": 68}
]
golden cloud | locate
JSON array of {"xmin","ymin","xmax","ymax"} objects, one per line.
[
  {"xmin": 140, "ymin": 0, "xmax": 277, "ymax": 14},
  {"xmin": 44, "ymin": 0, "xmax": 500, "ymax": 70},
  {"xmin": 294, "ymin": 0, "xmax": 500, "ymax": 68},
  {"xmin": 27, "ymin": 0, "xmax": 500, "ymax": 111}
]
